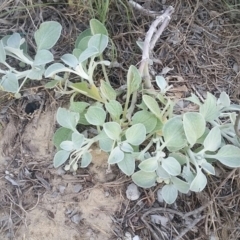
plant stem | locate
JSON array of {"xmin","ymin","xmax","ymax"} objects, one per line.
[{"xmin": 100, "ymin": 54, "xmax": 110, "ymax": 84}]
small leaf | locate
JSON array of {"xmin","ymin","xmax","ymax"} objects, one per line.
[
  {"xmin": 85, "ymin": 106, "xmax": 106, "ymax": 126},
  {"xmin": 34, "ymin": 49, "xmax": 53, "ymax": 65},
  {"xmin": 28, "ymin": 66, "xmax": 45, "ymax": 80},
  {"xmin": 7, "ymin": 33, "xmax": 21, "ymax": 48},
  {"xmin": 125, "ymin": 123, "xmax": 146, "ymax": 146},
  {"xmin": 105, "ymin": 100, "xmax": 122, "ymax": 120},
  {"xmin": 75, "ymin": 28, "xmax": 92, "ymax": 48},
  {"xmin": 186, "ymin": 93, "xmax": 201, "ymax": 105},
  {"xmin": 132, "ymin": 171, "xmax": 156, "ymax": 188},
  {"xmin": 69, "ymin": 82, "xmax": 104, "ymax": 102},
  {"xmin": 53, "ymin": 127, "xmax": 72, "ymax": 150},
  {"xmin": 190, "ymin": 170, "xmax": 207, "ymax": 192},
  {"xmin": 183, "ymin": 112, "xmax": 205, "ymax": 146},
  {"xmin": 53, "ymin": 150, "xmax": 70, "ymax": 168},
  {"xmin": 127, "ymin": 65, "xmax": 141, "ymax": 95},
  {"xmin": 103, "ymin": 122, "xmax": 121, "ymax": 140},
  {"xmin": 56, "ymin": 108, "xmax": 79, "ymax": 131},
  {"xmin": 132, "ymin": 110, "xmax": 158, "ymax": 133},
  {"xmin": 88, "ymin": 34, "xmax": 108, "ymax": 54},
  {"xmin": 162, "ymin": 157, "xmax": 181, "ymax": 176},
  {"xmin": 0, "ymin": 40, "xmax": 6, "ymax": 63},
  {"xmin": 143, "ymin": 95, "xmax": 161, "ymax": 118},
  {"xmin": 169, "ymin": 152, "xmax": 187, "ymax": 165},
  {"xmin": 200, "ymin": 92, "xmax": 219, "ymax": 121},
  {"xmin": 35, "ymin": 21, "xmax": 62, "ymax": 50},
  {"xmin": 98, "ymin": 130, "xmax": 114, "ymax": 152},
  {"xmin": 78, "ymin": 46, "xmax": 99, "ymax": 63},
  {"xmin": 162, "ymin": 184, "xmax": 178, "ymax": 204},
  {"xmin": 136, "ymin": 40, "xmax": 144, "ymax": 51},
  {"xmin": 119, "ymin": 142, "xmax": 133, "ymax": 153},
  {"xmin": 163, "ymin": 117, "xmax": 187, "ymax": 151},
  {"xmin": 45, "ymin": 80, "xmax": 59, "ymax": 89},
  {"xmin": 90, "ymin": 19, "xmax": 108, "ymax": 35},
  {"xmin": 1, "ymin": 72, "xmax": 19, "ymax": 93},
  {"xmin": 100, "ymin": 80, "xmax": 116, "ymax": 101},
  {"xmin": 156, "ymin": 76, "xmax": 167, "ymax": 91},
  {"xmin": 61, "ymin": 54, "xmax": 78, "ymax": 68},
  {"xmin": 72, "ymin": 132, "xmax": 84, "ymax": 149},
  {"xmin": 203, "ymin": 126, "xmax": 221, "ymax": 151},
  {"xmin": 70, "ymin": 101, "xmax": 89, "ymax": 113},
  {"xmin": 139, "ymin": 158, "xmax": 158, "ymax": 172},
  {"xmin": 156, "ymin": 165, "xmax": 170, "ymax": 179},
  {"xmin": 45, "ymin": 63, "xmax": 66, "ymax": 77},
  {"xmin": 201, "ymin": 161, "xmax": 215, "ymax": 175},
  {"xmin": 108, "ymin": 146, "xmax": 124, "ymax": 164},
  {"xmin": 60, "ymin": 141, "xmax": 74, "ymax": 151},
  {"xmin": 219, "ymin": 91, "xmax": 230, "ymax": 107},
  {"xmin": 117, "ymin": 153, "xmax": 135, "ymax": 176},
  {"xmin": 212, "ymin": 145, "xmax": 240, "ymax": 168},
  {"xmin": 171, "ymin": 177, "xmax": 189, "ymax": 194},
  {"xmin": 81, "ymin": 152, "xmax": 92, "ymax": 167}
]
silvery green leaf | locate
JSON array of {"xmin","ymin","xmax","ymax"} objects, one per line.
[
  {"xmin": 132, "ymin": 171, "xmax": 156, "ymax": 188},
  {"xmin": 108, "ymin": 146, "xmax": 124, "ymax": 164},
  {"xmin": 171, "ymin": 177, "xmax": 189, "ymax": 194},
  {"xmin": 117, "ymin": 153, "xmax": 135, "ymax": 176},
  {"xmin": 45, "ymin": 63, "xmax": 66, "ymax": 77},
  {"xmin": 53, "ymin": 127, "xmax": 72, "ymax": 150},
  {"xmin": 196, "ymin": 128, "xmax": 210, "ymax": 144},
  {"xmin": 183, "ymin": 112, "xmax": 205, "ymax": 146},
  {"xmin": 162, "ymin": 157, "xmax": 181, "ymax": 176},
  {"xmin": 139, "ymin": 158, "xmax": 158, "ymax": 172},
  {"xmin": 161, "ymin": 184, "xmax": 178, "ymax": 204},
  {"xmin": 53, "ymin": 150, "xmax": 70, "ymax": 168},
  {"xmin": 127, "ymin": 65, "xmax": 141, "ymax": 95},
  {"xmin": 103, "ymin": 122, "xmax": 121, "ymax": 140},
  {"xmin": 182, "ymin": 166, "xmax": 195, "ymax": 182},
  {"xmin": 72, "ymin": 132, "xmax": 84, "ymax": 149},
  {"xmin": 34, "ymin": 49, "xmax": 53, "ymax": 65},
  {"xmin": 7, "ymin": 33, "xmax": 21, "ymax": 48},
  {"xmin": 201, "ymin": 161, "xmax": 215, "ymax": 175},
  {"xmin": 78, "ymin": 46, "xmax": 99, "ymax": 63},
  {"xmin": 125, "ymin": 123, "xmax": 146, "ymax": 146},
  {"xmin": 132, "ymin": 110, "xmax": 158, "ymax": 133},
  {"xmin": 0, "ymin": 40, "xmax": 6, "ymax": 63},
  {"xmin": 200, "ymin": 92, "xmax": 219, "ymax": 121},
  {"xmin": 190, "ymin": 170, "xmax": 207, "ymax": 192},
  {"xmin": 119, "ymin": 142, "xmax": 133, "ymax": 153},
  {"xmin": 186, "ymin": 93, "xmax": 201, "ymax": 105},
  {"xmin": 219, "ymin": 91, "xmax": 230, "ymax": 107},
  {"xmin": 105, "ymin": 100, "xmax": 122, "ymax": 120},
  {"xmin": 143, "ymin": 95, "xmax": 161, "ymax": 118},
  {"xmin": 85, "ymin": 106, "xmax": 106, "ymax": 126},
  {"xmin": 156, "ymin": 76, "xmax": 167, "ymax": 91},
  {"xmin": 75, "ymin": 28, "xmax": 92, "ymax": 48},
  {"xmin": 1, "ymin": 72, "xmax": 19, "ymax": 92},
  {"xmin": 61, "ymin": 54, "xmax": 78, "ymax": 68},
  {"xmin": 156, "ymin": 165, "xmax": 170, "ymax": 179},
  {"xmin": 90, "ymin": 19, "xmax": 108, "ymax": 35},
  {"xmin": 169, "ymin": 152, "xmax": 187, "ymax": 165},
  {"xmin": 136, "ymin": 40, "xmax": 144, "ymax": 51},
  {"xmin": 163, "ymin": 116, "xmax": 187, "ymax": 151},
  {"xmin": 81, "ymin": 152, "xmax": 92, "ymax": 167},
  {"xmin": 88, "ymin": 34, "xmax": 108, "ymax": 54},
  {"xmin": 70, "ymin": 101, "xmax": 89, "ymax": 113},
  {"xmin": 100, "ymin": 81, "xmax": 116, "ymax": 101},
  {"xmin": 211, "ymin": 145, "xmax": 240, "ymax": 167},
  {"xmin": 152, "ymin": 119, "xmax": 163, "ymax": 133},
  {"xmin": 76, "ymin": 36, "xmax": 91, "ymax": 52},
  {"xmin": 44, "ymin": 80, "xmax": 59, "ymax": 89},
  {"xmin": 56, "ymin": 108, "xmax": 79, "ymax": 131},
  {"xmin": 60, "ymin": 140, "xmax": 74, "ymax": 151},
  {"xmin": 203, "ymin": 126, "xmax": 221, "ymax": 151},
  {"xmin": 34, "ymin": 21, "xmax": 62, "ymax": 50},
  {"xmin": 73, "ymin": 48, "xmax": 83, "ymax": 59},
  {"xmin": 28, "ymin": 65, "xmax": 45, "ymax": 80},
  {"xmin": 98, "ymin": 130, "xmax": 114, "ymax": 152}
]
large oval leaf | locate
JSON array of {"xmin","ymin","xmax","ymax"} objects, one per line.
[
  {"xmin": 190, "ymin": 171, "xmax": 207, "ymax": 192},
  {"xmin": 88, "ymin": 34, "xmax": 108, "ymax": 54},
  {"xmin": 143, "ymin": 95, "xmax": 161, "ymax": 118},
  {"xmin": 34, "ymin": 21, "xmax": 62, "ymax": 50},
  {"xmin": 108, "ymin": 146, "xmax": 124, "ymax": 164},
  {"xmin": 125, "ymin": 123, "xmax": 146, "ymax": 146},
  {"xmin": 103, "ymin": 122, "xmax": 121, "ymax": 140},
  {"xmin": 56, "ymin": 108, "xmax": 79, "ymax": 131},
  {"xmin": 117, "ymin": 153, "xmax": 135, "ymax": 176},
  {"xmin": 203, "ymin": 126, "xmax": 221, "ymax": 151},
  {"xmin": 132, "ymin": 171, "xmax": 156, "ymax": 188},
  {"xmin": 90, "ymin": 19, "xmax": 108, "ymax": 35},
  {"xmin": 85, "ymin": 106, "xmax": 106, "ymax": 126},
  {"xmin": 81, "ymin": 152, "xmax": 92, "ymax": 168},
  {"xmin": 161, "ymin": 184, "xmax": 178, "ymax": 204},
  {"xmin": 162, "ymin": 157, "xmax": 181, "ymax": 176},
  {"xmin": 162, "ymin": 117, "xmax": 187, "ymax": 151},
  {"xmin": 53, "ymin": 150, "xmax": 70, "ymax": 168},
  {"xmin": 105, "ymin": 100, "xmax": 122, "ymax": 120},
  {"xmin": 171, "ymin": 177, "xmax": 189, "ymax": 194},
  {"xmin": 183, "ymin": 112, "xmax": 205, "ymax": 146},
  {"xmin": 138, "ymin": 158, "xmax": 158, "ymax": 172}
]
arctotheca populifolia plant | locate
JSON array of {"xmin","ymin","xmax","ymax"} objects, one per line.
[{"xmin": 2, "ymin": 9, "xmax": 240, "ymax": 204}]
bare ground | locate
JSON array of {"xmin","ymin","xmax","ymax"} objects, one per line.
[{"xmin": 1, "ymin": 0, "xmax": 240, "ymax": 239}]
